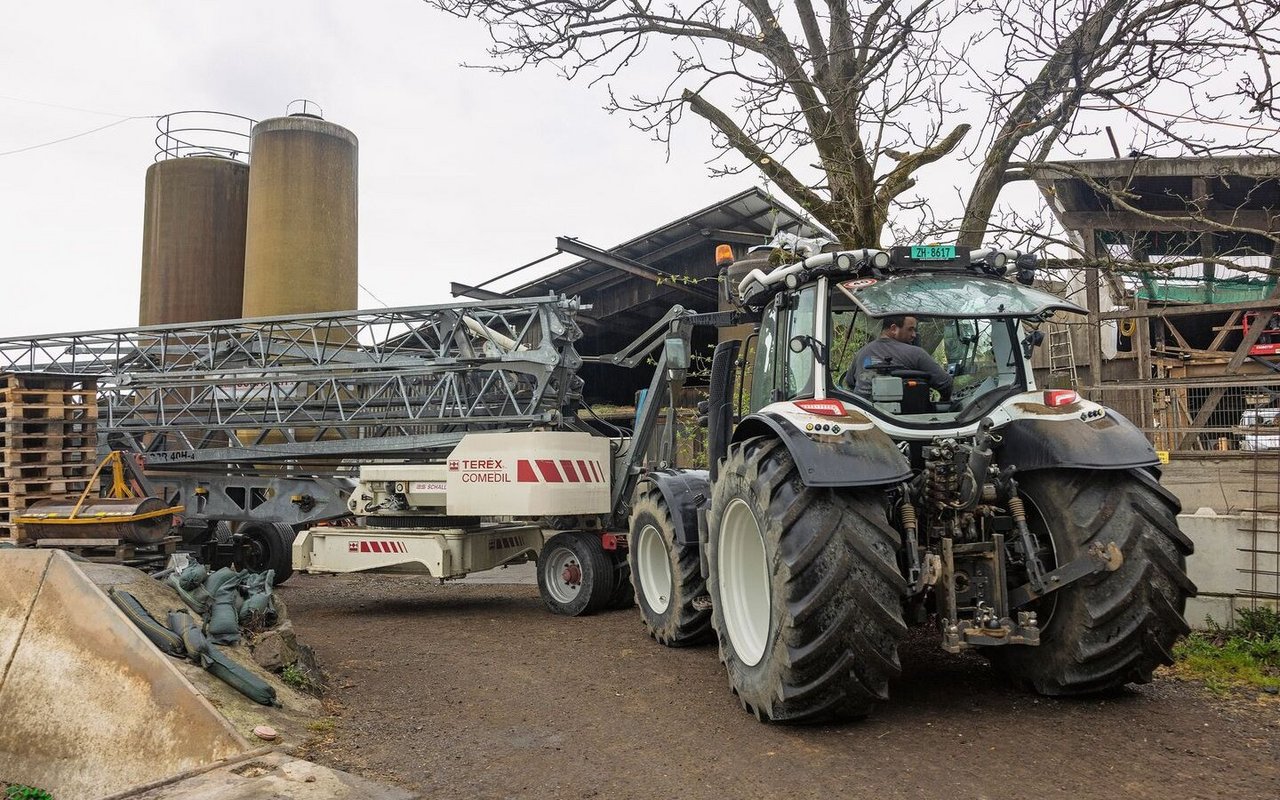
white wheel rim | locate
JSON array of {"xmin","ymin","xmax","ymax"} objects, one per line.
[
  {"xmin": 636, "ymin": 523, "xmax": 673, "ymax": 614},
  {"xmin": 718, "ymin": 498, "xmax": 770, "ymax": 667},
  {"xmin": 543, "ymin": 545, "xmax": 582, "ymax": 605}
]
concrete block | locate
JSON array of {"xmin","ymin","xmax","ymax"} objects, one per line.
[{"xmin": 0, "ymin": 549, "xmax": 247, "ymax": 799}]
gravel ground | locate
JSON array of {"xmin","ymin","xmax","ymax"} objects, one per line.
[{"xmin": 284, "ymin": 572, "xmax": 1279, "ymax": 800}]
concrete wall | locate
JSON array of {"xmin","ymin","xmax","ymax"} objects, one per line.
[
  {"xmin": 1161, "ymin": 459, "xmax": 1265, "ymax": 515},
  {"xmin": 1179, "ymin": 509, "xmax": 1279, "ymax": 628},
  {"xmin": 0, "ymin": 549, "xmax": 246, "ymax": 799}
]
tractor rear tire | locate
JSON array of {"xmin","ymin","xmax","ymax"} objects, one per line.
[
  {"xmin": 628, "ymin": 485, "xmax": 712, "ymax": 646},
  {"xmin": 537, "ymin": 531, "xmax": 614, "ymax": 616},
  {"xmin": 706, "ymin": 436, "xmax": 907, "ymax": 723},
  {"xmin": 990, "ymin": 468, "xmax": 1195, "ymax": 695}
]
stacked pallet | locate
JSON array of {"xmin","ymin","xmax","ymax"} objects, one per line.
[
  {"xmin": 30, "ymin": 535, "xmax": 182, "ymax": 568},
  {"xmin": 0, "ymin": 372, "xmax": 99, "ymax": 542}
]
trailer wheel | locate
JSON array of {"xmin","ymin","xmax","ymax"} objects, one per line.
[
  {"xmin": 706, "ymin": 436, "xmax": 907, "ymax": 723},
  {"xmin": 990, "ymin": 468, "xmax": 1195, "ymax": 694},
  {"xmin": 239, "ymin": 522, "xmax": 296, "ymax": 584},
  {"xmin": 628, "ymin": 485, "xmax": 711, "ymax": 646},
  {"xmin": 537, "ymin": 531, "xmax": 614, "ymax": 616}
]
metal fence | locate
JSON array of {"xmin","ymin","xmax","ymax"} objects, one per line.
[
  {"xmin": 1085, "ymin": 376, "xmax": 1280, "ymax": 456},
  {"xmin": 1242, "ymin": 453, "xmax": 1280, "ymax": 605}
]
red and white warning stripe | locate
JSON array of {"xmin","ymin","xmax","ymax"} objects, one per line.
[
  {"xmin": 348, "ymin": 540, "xmax": 408, "ymax": 554},
  {"xmin": 516, "ymin": 459, "xmax": 606, "ymax": 483}
]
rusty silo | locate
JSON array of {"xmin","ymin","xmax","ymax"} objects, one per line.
[
  {"xmin": 139, "ymin": 112, "xmax": 254, "ymax": 325},
  {"xmin": 242, "ymin": 101, "xmax": 358, "ymax": 318}
]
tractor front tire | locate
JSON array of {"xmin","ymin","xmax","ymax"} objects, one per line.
[
  {"xmin": 628, "ymin": 485, "xmax": 712, "ymax": 646},
  {"xmin": 991, "ymin": 468, "xmax": 1196, "ymax": 694},
  {"xmin": 706, "ymin": 436, "xmax": 907, "ymax": 723}
]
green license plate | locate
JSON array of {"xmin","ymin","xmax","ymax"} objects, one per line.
[{"xmin": 911, "ymin": 245, "xmax": 956, "ymax": 260}]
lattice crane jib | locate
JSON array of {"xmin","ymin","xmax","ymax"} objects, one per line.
[{"xmin": 0, "ymin": 297, "xmax": 586, "ymax": 468}]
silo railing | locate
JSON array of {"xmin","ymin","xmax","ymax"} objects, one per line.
[{"xmin": 154, "ymin": 111, "xmax": 256, "ymax": 163}]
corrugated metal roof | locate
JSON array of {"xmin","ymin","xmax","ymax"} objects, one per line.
[{"xmin": 504, "ymin": 186, "xmax": 833, "ymax": 296}]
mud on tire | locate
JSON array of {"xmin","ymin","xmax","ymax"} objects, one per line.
[
  {"xmin": 990, "ymin": 468, "xmax": 1196, "ymax": 695},
  {"xmin": 706, "ymin": 436, "xmax": 907, "ymax": 723},
  {"xmin": 628, "ymin": 484, "xmax": 712, "ymax": 646}
]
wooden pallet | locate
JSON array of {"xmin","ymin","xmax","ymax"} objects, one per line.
[
  {"xmin": 1, "ymin": 445, "xmax": 97, "ymax": 465},
  {"xmin": 0, "ymin": 387, "xmax": 97, "ymax": 405},
  {"xmin": 0, "ymin": 372, "xmax": 103, "ymax": 538},
  {"xmin": 0, "ymin": 374, "xmax": 97, "ymax": 392},
  {"xmin": 31, "ymin": 535, "xmax": 180, "ymax": 567},
  {"xmin": 0, "ymin": 462, "xmax": 93, "ymax": 480}
]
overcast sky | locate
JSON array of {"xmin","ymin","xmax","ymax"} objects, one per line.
[{"xmin": 1, "ymin": 0, "xmax": 781, "ymax": 338}]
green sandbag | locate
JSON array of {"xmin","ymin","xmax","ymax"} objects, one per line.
[
  {"xmin": 204, "ymin": 647, "xmax": 278, "ymax": 707},
  {"xmin": 167, "ymin": 610, "xmax": 277, "ymax": 707},
  {"xmin": 239, "ymin": 569, "xmax": 276, "ymax": 626},
  {"xmin": 108, "ymin": 588, "xmax": 185, "ymax": 657},
  {"xmin": 166, "ymin": 563, "xmax": 212, "ymax": 614},
  {"xmin": 203, "ymin": 567, "xmax": 244, "ymax": 645}
]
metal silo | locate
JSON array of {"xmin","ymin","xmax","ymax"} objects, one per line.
[
  {"xmin": 139, "ymin": 112, "xmax": 254, "ymax": 325},
  {"xmin": 242, "ymin": 102, "xmax": 358, "ymax": 318}
]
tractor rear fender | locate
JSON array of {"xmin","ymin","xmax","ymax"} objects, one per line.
[
  {"xmin": 730, "ymin": 412, "xmax": 912, "ymax": 489},
  {"xmin": 996, "ymin": 410, "xmax": 1160, "ymax": 472},
  {"xmin": 636, "ymin": 469, "xmax": 711, "ymax": 547}
]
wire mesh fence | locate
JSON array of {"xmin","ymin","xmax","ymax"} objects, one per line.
[
  {"xmin": 1084, "ymin": 376, "xmax": 1280, "ymax": 456},
  {"xmin": 1242, "ymin": 452, "xmax": 1280, "ymax": 605}
]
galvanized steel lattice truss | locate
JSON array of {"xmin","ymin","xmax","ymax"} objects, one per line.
[{"xmin": 0, "ymin": 297, "xmax": 585, "ymax": 467}]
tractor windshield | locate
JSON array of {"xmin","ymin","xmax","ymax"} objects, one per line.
[
  {"xmin": 835, "ymin": 273, "xmax": 1083, "ymax": 318},
  {"xmin": 828, "ymin": 286, "xmax": 1031, "ymax": 424}
]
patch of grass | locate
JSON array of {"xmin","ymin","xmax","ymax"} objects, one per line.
[
  {"xmin": 1173, "ymin": 607, "xmax": 1280, "ymax": 695},
  {"xmin": 306, "ymin": 717, "xmax": 336, "ymax": 734},
  {"xmin": 5, "ymin": 786, "xmax": 54, "ymax": 800},
  {"xmin": 280, "ymin": 662, "xmax": 320, "ymax": 693}
]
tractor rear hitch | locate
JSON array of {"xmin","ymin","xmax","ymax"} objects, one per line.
[{"xmin": 1007, "ymin": 541, "xmax": 1123, "ymax": 609}]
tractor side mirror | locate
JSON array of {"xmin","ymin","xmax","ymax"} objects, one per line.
[
  {"xmin": 789, "ymin": 334, "xmax": 829, "ymax": 367},
  {"xmin": 664, "ymin": 336, "xmax": 690, "ymax": 370},
  {"xmin": 1021, "ymin": 329, "xmax": 1045, "ymax": 359}
]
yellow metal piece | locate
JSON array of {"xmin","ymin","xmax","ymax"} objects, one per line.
[{"xmin": 13, "ymin": 452, "xmax": 185, "ymax": 542}]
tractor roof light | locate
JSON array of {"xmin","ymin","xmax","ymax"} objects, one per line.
[
  {"xmin": 715, "ymin": 244, "xmax": 734, "ymax": 267},
  {"xmin": 1043, "ymin": 389, "xmax": 1079, "ymax": 407},
  {"xmin": 794, "ymin": 398, "xmax": 847, "ymax": 416}
]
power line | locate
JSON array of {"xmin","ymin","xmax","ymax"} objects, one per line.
[
  {"xmin": 0, "ymin": 93, "xmax": 142, "ymax": 118},
  {"xmin": 359, "ymin": 282, "xmax": 390, "ymax": 308},
  {"xmin": 0, "ymin": 115, "xmax": 157, "ymax": 157}
]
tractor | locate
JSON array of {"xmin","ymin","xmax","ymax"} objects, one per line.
[{"xmin": 628, "ymin": 243, "xmax": 1196, "ymax": 723}]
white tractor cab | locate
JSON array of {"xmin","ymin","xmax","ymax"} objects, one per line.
[
  {"xmin": 744, "ymin": 248, "xmax": 1099, "ymax": 431},
  {"xmin": 627, "ymin": 243, "xmax": 1195, "ymax": 724}
]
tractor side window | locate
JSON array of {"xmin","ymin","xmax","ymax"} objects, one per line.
[
  {"xmin": 828, "ymin": 306, "xmax": 876, "ymax": 391},
  {"xmin": 940, "ymin": 319, "xmax": 1023, "ymax": 407},
  {"xmin": 784, "ymin": 286, "xmax": 818, "ymax": 399},
  {"xmin": 749, "ymin": 301, "xmax": 780, "ymax": 412}
]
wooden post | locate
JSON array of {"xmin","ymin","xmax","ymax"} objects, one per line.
[
  {"xmin": 1135, "ymin": 297, "xmax": 1153, "ymax": 434},
  {"xmin": 1083, "ymin": 229, "xmax": 1104, "ymax": 387}
]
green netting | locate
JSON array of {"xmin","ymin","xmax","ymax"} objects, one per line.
[{"xmin": 1135, "ymin": 277, "xmax": 1277, "ymax": 304}]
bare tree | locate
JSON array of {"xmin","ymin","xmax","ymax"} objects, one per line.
[{"xmin": 425, "ymin": 0, "xmax": 1280, "ymax": 248}]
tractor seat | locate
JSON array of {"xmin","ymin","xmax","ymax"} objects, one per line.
[{"xmin": 892, "ymin": 369, "xmax": 933, "ymax": 414}]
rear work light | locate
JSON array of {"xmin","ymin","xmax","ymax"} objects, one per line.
[
  {"xmin": 794, "ymin": 398, "xmax": 847, "ymax": 416},
  {"xmin": 1043, "ymin": 389, "xmax": 1079, "ymax": 407}
]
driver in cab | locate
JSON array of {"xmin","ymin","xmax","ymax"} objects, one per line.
[{"xmin": 846, "ymin": 315, "xmax": 953, "ymax": 399}]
